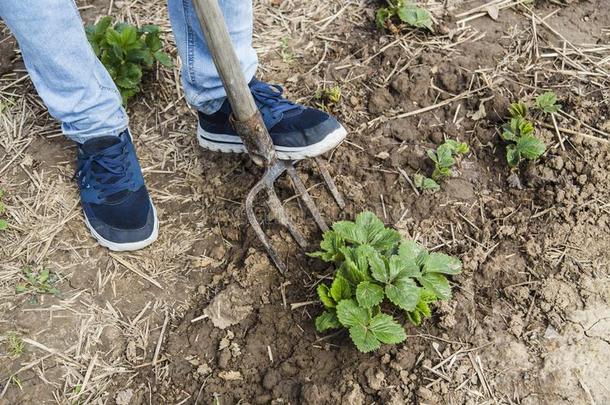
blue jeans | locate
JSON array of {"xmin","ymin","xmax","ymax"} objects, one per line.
[{"xmin": 0, "ymin": 0, "xmax": 257, "ymax": 143}]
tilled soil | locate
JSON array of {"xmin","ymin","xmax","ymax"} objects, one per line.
[
  {"xmin": 136, "ymin": 2, "xmax": 610, "ymax": 404},
  {"xmin": 1, "ymin": 0, "xmax": 609, "ymax": 404}
]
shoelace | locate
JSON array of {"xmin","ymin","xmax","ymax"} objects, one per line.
[
  {"xmin": 249, "ymin": 81, "xmax": 301, "ymax": 116},
  {"xmin": 76, "ymin": 141, "xmax": 133, "ymax": 199}
]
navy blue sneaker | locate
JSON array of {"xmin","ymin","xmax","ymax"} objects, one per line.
[
  {"xmin": 197, "ymin": 78, "xmax": 347, "ymax": 160},
  {"xmin": 75, "ymin": 130, "xmax": 158, "ymax": 251}
]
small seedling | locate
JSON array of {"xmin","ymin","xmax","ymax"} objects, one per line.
[
  {"xmin": 86, "ymin": 17, "xmax": 173, "ymax": 105},
  {"xmin": 315, "ymin": 85, "xmax": 342, "ymax": 112},
  {"xmin": 413, "ymin": 173, "xmax": 440, "ymax": 192},
  {"xmin": 310, "ymin": 211, "xmax": 462, "ymax": 352},
  {"xmin": 279, "ymin": 37, "xmax": 294, "ymax": 63},
  {"xmin": 15, "ymin": 267, "xmax": 60, "ymax": 296},
  {"xmin": 535, "ymin": 91, "xmax": 561, "ymax": 114},
  {"xmin": 428, "ymin": 140, "xmax": 469, "ymax": 181},
  {"xmin": 376, "ymin": 0, "xmax": 433, "ymax": 32},
  {"xmin": 0, "ymin": 189, "xmax": 7, "ymax": 231},
  {"xmin": 502, "ymin": 102, "xmax": 546, "ymax": 167},
  {"xmin": 10, "ymin": 376, "xmax": 22, "ymax": 390},
  {"xmin": 508, "ymin": 101, "xmax": 528, "ymax": 118},
  {"xmin": 6, "ymin": 332, "xmax": 24, "ymax": 357},
  {"xmin": 414, "ymin": 139, "xmax": 469, "ymax": 191}
]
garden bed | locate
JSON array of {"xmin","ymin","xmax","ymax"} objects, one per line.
[{"xmin": 1, "ymin": 0, "xmax": 609, "ymax": 404}]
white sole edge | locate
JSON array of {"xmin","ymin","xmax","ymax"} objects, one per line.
[
  {"xmin": 197, "ymin": 125, "xmax": 347, "ymax": 160},
  {"xmin": 83, "ymin": 200, "xmax": 159, "ymax": 252}
]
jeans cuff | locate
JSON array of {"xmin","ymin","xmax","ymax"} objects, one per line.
[{"xmin": 198, "ymin": 98, "xmax": 226, "ymax": 115}]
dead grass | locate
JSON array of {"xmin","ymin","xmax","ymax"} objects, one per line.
[{"xmin": 1, "ymin": 0, "xmax": 609, "ymax": 403}]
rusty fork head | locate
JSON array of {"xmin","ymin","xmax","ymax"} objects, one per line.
[
  {"xmin": 245, "ymin": 157, "xmax": 345, "ymax": 274},
  {"xmin": 230, "ymin": 112, "xmax": 345, "ymax": 274}
]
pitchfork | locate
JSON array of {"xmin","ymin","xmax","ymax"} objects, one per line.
[{"xmin": 193, "ymin": 0, "xmax": 345, "ymax": 273}]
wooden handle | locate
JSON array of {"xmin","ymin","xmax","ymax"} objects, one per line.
[
  {"xmin": 192, "ymin": 0, "xmax": 276, "ymax": 166},
  {"xmin": 192, "ymin": 0, "xmax": 256, "ymax": 119}
]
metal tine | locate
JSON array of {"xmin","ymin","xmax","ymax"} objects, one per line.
[
  {"xmin": 286, "ymin": 163, "xmax": 329, "ymax": 233},
  {"xmin": 266, "ymin": 185, "xmax": 308, "ymax": 249},
  {"xmin": 314, "ymin": 157, "xmax": 345, "ymax": 209},
  {"xmin": 245, "ymin": 181, "xmax": 287, "ymax": 274}
]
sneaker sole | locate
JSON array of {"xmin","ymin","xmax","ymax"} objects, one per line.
[
  {"xmin": 197, "ymin": 125, "xmax": 347, "ymax": 160},
  {"xmin": 83, "ymin": 200, "xmax": 159, "ymax": 252}
]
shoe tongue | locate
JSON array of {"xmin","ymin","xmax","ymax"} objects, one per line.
[
  {"xmin": 81, "ymin": 136, "xmax": 130, "ymax": 203},
  {"xmin": 82, "ymin": 136, "xmax": 121, "ymax": 155}
]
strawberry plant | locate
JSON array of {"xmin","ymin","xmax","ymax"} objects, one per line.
[
  {"xmin": 413, "ymin": 139, "xmax": 468, "ymax": 192},
  {"xmin": 428, "ymin": 140, "xmax": 469, "ymax": 181},
  {"xmin": 376, "ymin": 0, "xmax": 433, "ymax": 33},
  {"xmin": 535, "ymin": 91, "xmax": 561, "ymax": 114},
  {"xmin": 15, "ymin": 267, "xmax": 60, "ymax": 296},
  {"xmin": 310, "ymin": 212, "xmax": 462, "ymax": 352},
  {"xmin": 502, "ymin": 101, "xmax": 546, "ymax": 167},
  {"xmin": 86, "ymin": 17, "xmax": 173, "ymax": 105},
  {"xmin": 315, "ymin": 85, "xmax": 342, "ymax": 112}
]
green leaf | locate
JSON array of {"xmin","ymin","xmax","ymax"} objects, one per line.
[
  {"xmin": 145, "ymin": 33, "xmax": 163, "ymax": 52},
  {"xmin": 508, "ymin": 102, "xmax": 528, "ymax": 118},
  {"xmin": 435, "ymin": 144, "xmax": 455, "ymax": 168},
  {"xmin": 119, "ymin": 25, "xmax": 138, "ymax": 47},
  {"xmin": 517, "ymin": 119, "xmax": 534, "ymax": 137},
  {"xmin": 445, "ymin": 140, "xmax": 469, "ymax": 155},
  {"xmin": 356, "ymin": 281, "xmax": 384, "ymax": 308},
  {"xmin": 105, "ymin": 28, "xmax": 122, "ymax": 47},
  {"xmin": 418, "ymin": 272, "xmax": 451, "ymax": 300},
  {"xmin": 119, "ymin": 87, "xmax": 138, "ymax": 105},
  {"xmin": 309, "ymin": 230, "xmax": 345, "ymax": 262},
  {"xmin": 375, "ymin": 8, "xmax": 393, "ymax": 29},
  {"xmin": 139, "ymin": 24, "xmax": 160, "ymax": 34},
  {"xmin": 315, "ymin": 311, "xmax": 341, "ymax": 332},
  {"xmin": 535, "ymin": 91, "xmax": 561, "ymax": 114},
  {"xmin": 368, "ymin": 250, "xmax": 389, "ymax": 283},
  {"xmin": 116, "ymin": 63, "xmax": 142, "ymax": 89},
  {"xmin": 506, "ymin": 144, "xmax": 521, "ymax": 167},
  {"xmin": 96, "ymin": 16, "xmax": 113, "ymax": 35},
  {"xmin": 355, "ymin": 211, "xmax": 400, "ymax": 251},
  {"xmin": 332, "ymin": 221, "xmax": 367, "ymax": 244},
  {"xmin": 38, "ymin": 268, "xmax": 49, "ymax": 284},
  {"xmin": 387, "ymin": 254, "xmax": 420, "ymax": 280},
  {"xmin": 369, "ymin": 313, "xmax": 406, "ymax": 344},
  {"xmin": 397, "ymin": 6, "xmax": 433, "ymax": 31},
  {"xmin": 416, "ymin": 299, "xmax": 432, "ymax": 318},
  {"xmin": 398, "ymin": 241, "xmax": 427, "ymax": 267},
  {"xmin": 516, "ymin": 135, "xmax": 546, "ymax": 160},
  {"xmin": 127, "ymin": 49, "xmax": 154, "ymax": 67},
  {"xmin": 407, "ymin": 309, "xmax": 422, "ymax": 325},
  {"xmin": 336, "ymin": 299, "xmax": 369, "ymax": 328},
  {"xmin": 0, "ymin": 219, "xmax": 7, "ymax": 231},
  {"xmin": 385, "ymin": 277, "xmax": 420, "ymax": 311},
  {"xmin": 15, "ymin": 284, "xmax": 27, "ymax": 294},
  {"xmin": 355, "ymin": 211, "xmax": 382, "ymax": 238},
  {"xmin": 154, "ymin": 51, "xmax": 173, "ymax": 67},
  {"xmin": 414, "ymin": 174, "xmax": 440, "ymax": 192},
  {"xmin": 423, "ymin": 252, "xmax": 462, "ymax": 275},
  {"xmin": 339, "ymin": 246, "xmax": 371, "ymax": 285},
  {"xmin": 349, "ymin": 324, "xmax": 381, "ymax": 352},
  {"xmin": 420, "ymin": 288, "xmax": 438, "ymax": 303},
  {"xmin": 330, "ymin": 275, "xmax": 352, "ymax": 302},
  {"xmin": 501, "ymin": 120, "xmax": 518, "ymax": 142},
  {"xmin": 317, "ymin": 284, "xmax": 335, "ymax": 309}
]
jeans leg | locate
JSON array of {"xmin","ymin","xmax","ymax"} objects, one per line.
[
  {"xmin": 0, "ymin": 0, "xmax": 128, "ymax": 143},
  {"xmin": 167, "ymin": 0, "xmax": 258, "ymax": 114}
]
